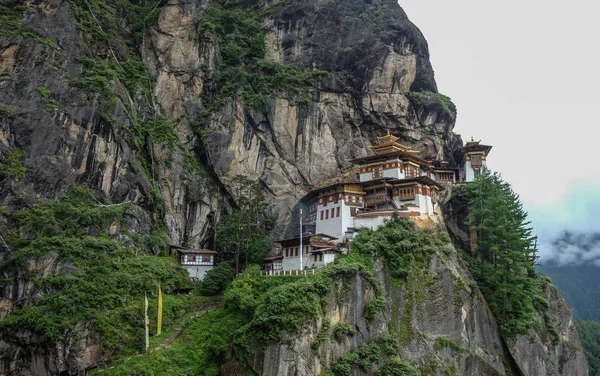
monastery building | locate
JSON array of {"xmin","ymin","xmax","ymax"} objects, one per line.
[{"xmin": 264, "ymin": 132, "xmax": 492, "ymax": 273}]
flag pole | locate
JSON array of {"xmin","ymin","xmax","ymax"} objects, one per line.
[
  {"xmin": 157, "ymin": 281, "xmax": 163, "ymax": 335},
  {"xmin": 144, "ymin": 293, "xmax": 149, "ymax": 352},
  {"xmin": 299, "ymin": 208, "xmax": 303, "ymax": 272}
]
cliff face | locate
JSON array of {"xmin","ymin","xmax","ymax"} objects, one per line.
[{"xmin": 243, "ymin": 244, "xmax": 588, "ymax": 376}]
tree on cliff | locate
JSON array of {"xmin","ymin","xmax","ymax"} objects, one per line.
[
  {"xmin": 216, "ymin": 175, "xmax": 273, "ymax": 274},
  {"xmin": 464, "ymin": 170, "xmax": 544, "ymax": 335}
]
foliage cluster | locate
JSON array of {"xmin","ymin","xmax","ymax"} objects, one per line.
[
  {"xmin": 433, "ymin": 336, "xmax": 465, "ymax": 353},
  {"xmin": 94, "ymin": 306, "xmax": 249, "ymax": 376},
  {"xmin": 409, "ymin": 91, "xmax": 457, "ymax": 120},
  {"xmin": 461, "ymin": 170, "xmax": 547, "ymax": 336},
  {"xmin": 0, "ymin": 104, "xmax": 15, "ymax": 116},
  {"xmin": 0, "ymin": 4, "xmax": 54, "ymax": 47},
  {"xmin": 352, "ymin": 215, "xmax": 450, "ymax": 281},
  {"xmin": 216, "ymin": 175, "xmax": 274, "ymax": 273},
  {"xmin": 328, "ymin": 331, "xmax": 417, "ymax": 376},
  {"xmin": 251, "ymin": 252, "xmax": 382, "ymax": 342},
  {"xmin": 198, "ymin": 262, "xmax": 235, "ymax": 296},
  {"xmin": 0, "ymin": 188, "xmax": 189, "ymax": 347},
  {"xmin": 575, "ymin": 318, "xmax": 600, "ymax": 376},
  {"xmin": 199, "ymin": 0, "xmax": 326, "ymax": 115},
  {"xmin": 67, "ymin": 0, "xmax": 164, "ymax": 57},
  {"xmin": 332, "ymin": 321, "xmax": 356, "ymax": 341},
  {"xmin": 0, "ymin": 149, "xmax": 26, "ymax": 181}
]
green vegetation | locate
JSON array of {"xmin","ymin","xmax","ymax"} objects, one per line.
[
  {"xmin": 199, "ymin": 262, "xmax": 235, "ymax": 296},
  {"xmin": 312, "ymin": 318, "xmax": 331, "ymax": 350},
  {"xmin": 376, "ymin": 357, "xmax": 420, "ymax": 376},
  {"xmin": 0, "ymin": 4, "xmax": 29, "ymax": 28},
  {"xmin": 353, "ymin": 214, "xmax": 450, "ymax": 281},
  {"xmin": 433, "ymin": 336, "xmax": 465, "ymax": 353},
  {"xmin": 328, "ymin": 332, "xmax": 417, "ymax": 376},
  {"xmin": 0, "ymin": 104, "xmax": 15, "ymax": 116},
  {"xmin": 251, "ymin": 258, "xmax": 379, "ymax": 342},
  {"xmin": 575, "ymin": 318, "xmax": 600, "ymax": 376},
  {"xmin": 409, "ymin": 91, "xmax": 457, "ymax": 120},
  {"xmin": 67, "ymin": 0, "xmax": 164, "ymax": 56},
  {"xmin": 0, "ymin": 149, "xmax": 26, "ymax": 181},
  {"xmin": 199, "ymin": 0, "xmax": 326, "ymax": 115},
  {"xmin": 0, "ymin": 4, "xmax": 55, "ymax": 47},
  {"xmin": 332, "ymin": 321, "xmax": 356, "ymax": 341},
  {"xmin": 90, "ymin": 214, "xmax": 443, "ymax": 374},
  {"xmin": 0, "ymin": 187, "xmax": 189, "ymax": 347},
  {"xmin": 36, "ymin": 87, "xmax": 57, "ymax": 110},
  {"xmin": 459, "ymin": 170, "xmax": 546, "ymax": 336},
  {"xmin": 537, "ymin": 263, "xmax": 600, "ymax": 322},
  {"xmin": 216, "ymin": 175, "xmax": 274, "ymax": 274},
  {"xmin": 92, "ymin": 306, "xmax": 249, "ymax": 376}
]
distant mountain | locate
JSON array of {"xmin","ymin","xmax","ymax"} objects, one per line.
[{"xmin": 537, "ymin": 263, "xmax": 600, "ymax": 322}]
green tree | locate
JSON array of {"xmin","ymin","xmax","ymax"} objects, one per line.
[
  {"xmin": 464, "ymin": 169, "xmax": 541, "ymax": 335},
  {"xmin": 575, "ymin": 318, "xmax": 600, "ymax": 376},
  {"xmin": 216, "ymin": 175, "xmax": 273, "ymax": 273},
  {"xmin": 199, "ymin": 262, "xmax": 234, "ymax": 296},
  {"xmin": 224, "ymin": 264, "xmax": 263, "ymax": 314}
]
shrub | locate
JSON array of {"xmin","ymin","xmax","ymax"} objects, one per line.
[
  {"xmin": 0, "ymin": 149, "xmax": 26, "ymax": 181},
  {"xmin": 199, "ymin": 262, "xmax": 235, "ymax": 296},
  {"xmin": 332, "ymin": 321, "xmax": 356, "ymax": 341}
]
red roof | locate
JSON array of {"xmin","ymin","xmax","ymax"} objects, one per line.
[
  {"xmin": 264, "ymin": 255, "xmax": 284, "ymax": 261},
  {"xmin": 178, "ymin": 249, "xmax": 217, "ymax": 255}
]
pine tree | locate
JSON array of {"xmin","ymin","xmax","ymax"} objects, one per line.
[
  {"xmin": 216, "ymin": 175, "xmax": 273, "ymax": 273},
  {"xmin": 464, "ymin": 169, "xmax": 541, "ymax": 335}
]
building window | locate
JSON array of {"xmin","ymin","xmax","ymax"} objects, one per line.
[
  {"xmin": 373, "ymin": 165, "xmax": 383, "ymax": 179},
  {"xmin": 202, "ymin": 255, "xmax": 210, "ymax": 263},
  {"xmin": 314, "ymin": 254, "xmax": 317, "ymax": 262},
  {"xmin": 471, "ymin": 154, "xmax": 483, "ymax": 167},
  {"xmin": 399, "ymin": 187, "xmax": 415, "ymax": 200},
  {"xmin": 188, "ymin": 255, "xmax": 196, "ymax": 262},
  {"xmin": 320, "ymin": 211, "xmax": 324, "ymax": 221},
  {"xmin": 319, "ymin": 254, "xmax": 323, "ymax": 262},
  {"xmin": 325, "ymin": 210, "xmax": 329, "ymax": 219},
  {"xmin": 295, "ymin": 247, "xmax": 299, "ymax": 257},
  {"xmin": 336, "ymin": 207, "xmax": 340, "ymax": 217},
  {"xmin": 331, "ymin": 208, "xmax": 335, "ymax": 218}
]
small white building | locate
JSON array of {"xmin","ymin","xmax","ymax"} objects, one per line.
[
  {"xmin": 455, "ymin": 138, "xmax": 493, "ymax": 182},
  {"xmin": 267, "ymin": 234, "xmax": 339, "ymax": 272},
  {"xmin": 170, "ymin": 246, "xmax": 217, "ymax": 280}
]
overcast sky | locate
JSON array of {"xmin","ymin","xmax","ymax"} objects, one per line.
[{"xmin": 399, "ymin": 0, "xmax": 600, "ymax": 264}]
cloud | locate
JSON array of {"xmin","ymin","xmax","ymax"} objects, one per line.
[
  {"xmin": 538, "ymin": 231, "xmax": 600, "ymax": 266},
  {"xmin": 526, "ymin": 177, "xmax": 600, "ymax": 265}
]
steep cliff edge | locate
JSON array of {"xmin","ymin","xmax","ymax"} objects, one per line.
[{"xmin": 241, "ymin": 224, "xmax": 588, "ymax": 376}]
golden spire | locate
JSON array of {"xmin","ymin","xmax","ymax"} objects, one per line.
[
  {"xmin": 376, "ymin": 130, "xmax": 399, "ymax": 144},
  {"xmin": 370, "ymin": 131, "xmax": 412, "ymax": 154}
]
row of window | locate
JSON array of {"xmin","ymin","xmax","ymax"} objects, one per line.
[
  {"xmin": 285, "ymin": 246, "xmax": 310, "ymax": 257},
  {"xmin": 436, "ymin": 173, "xmax": 454, "ymax": 182},
  {"xmin": 185, "ymin": 255, "xmax": 211, "ymax": 263},
  {"xmin": 320, "ymin": 207, "xmax": 340, "ymax": 221}
]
